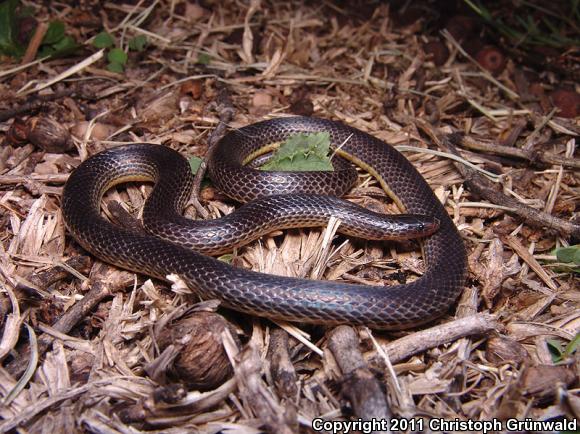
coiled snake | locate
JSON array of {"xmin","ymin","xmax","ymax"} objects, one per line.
[{"xmin": 62, "ymin": 117, "xmax": 467, "ymax": 329}]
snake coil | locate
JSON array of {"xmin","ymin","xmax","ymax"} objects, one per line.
[{"xmin": 62, "ymin": 117, "xmax": 467, "ymax": 329}]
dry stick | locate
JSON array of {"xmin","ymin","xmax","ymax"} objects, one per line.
[
  {"xmin": 267, "ymin": 328, "xmax": 298, "ymax": 399},
  {"xmin": 0, "ymin": 89, "xmax": 80, "ymax": 122},
  {"xmin": 21, "ymin": 22, "xmax": 49, "ymax": 65},
  {"xmin": 189, "ymin": 86, "xmax": 236, "ymax": 218},
  {"xmin": 369, "ymin": 313, "xmax": 500, "ymax": 366},
  {"xmin": 416, "ymin": 120, "xmax": 580, "ymax": 238},
  {"xmin": 500, "ymin": 235, "xmax": 558, "ymax": 291},
  {"xmin": 460, "ymin": 136, "xmax": 580, "ymax": 169},
  {"xmin": 119, "ymin": 378, "xmax": 237, "ymax": 424},
  {"xmin": 6, "ymin": 274, "xmax": 130, "ymax": 378},
  {"xmin": 450, "ymin": 136, "xmax": 580, "ymax": 238},
  {"xmin": 0, "ymin": 173, "xmax": 69, "ymax": 185},
  {"xmin": 0, "ymin": 383, "xmax": 92, "ymax": 432},
  {"xmin": 16, "ymin": 256, "xmax": 92, "ymax": 295},
  {"xmin": 224, "ymin": 330, "xmax": 297, "ymax": 434},
  {"xmin": 327, "ymin": 326, "xmax": 391, "ymax": 433},
  {"xmin": 19, "ymin": 49, "xmax": 104, "ymax": 96}
]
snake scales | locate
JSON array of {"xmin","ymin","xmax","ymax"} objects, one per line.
[{"xmin": 62, "ymin": 117, "xmax": 467, "ymax": 329}]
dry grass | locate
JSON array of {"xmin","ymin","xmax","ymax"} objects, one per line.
[{"xmin": 0, "ymin": 1, "xmax": 578, "ymax": 433}]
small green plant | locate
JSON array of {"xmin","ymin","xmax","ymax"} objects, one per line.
[
  {"xmin": 547, "ymin": 334, "xmax": 579, "ymax": 363},
  {"xmin": 197, "ymin": 52, "xmax": 211, "ymax": 65},
  {"xmin": 37, "ymin": 20, "xmax": 77, "ymax": 57},
  {"xmin": 92, "ymin": 31, "xmax": 115, "ymax": 50},
  {"xmin": 551, "ymin": 245, "xmax": 580, "ymax": 273},
  {"xmin": 260, "ymin": 132, "xmax": 334, "ymax": 172},
  {"xmin": 0, "ymin": 0, "xmax": 77, "ymax": 58},
  {"xmin": 188, "ymin": 156, "xmax": 203, "ymax": 174},
  {"xmin": 0, "ymin": 0, "xmax": 23, "ymax": 57},
  {"xmin": 92, "ymin": 31, "xmax": 148, "ymax": 73},
  {"xmin": 187, "ymin": 155, "xmax": 213, "ymax": 189}
]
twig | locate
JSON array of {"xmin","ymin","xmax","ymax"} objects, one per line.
[
  {"xmin": 449, "ymin": 137, "xmax": 580, "ymax": 238},
  {"xmin": 0, "ymin": 57, "xmax": 47, "ymax": 81},
  {"xmin": 0, "ymin": 384, "xmax": 92, "ymax": 432},
  {"xmin": 327, "ymin": 326, "xmax": 391, "ymax": 432},
  {"xmin": 273, "ymin": 321, "xmax": 323, "ymax": 356},
  {"xmin": 266, "ymin": 328, "xmax": 298, "ymax": 399},
  {"xmin": 6, "ymin": 271, "xmax": 133, "ymax": 378},
  {"xmin": 395, "ymin": 145, "xmax": 500, "ymax": 179},
  {"xmin": 0, "ymin": 89, "xmax": 79, "ymax": 123},
  {"xmin": 370, "ymin": 313, "xmax": 500, "ymax": 365},
  {"xmin": 416, "ymin": 120, "xmax": 580, "ymax": 238},
  {"xmin": 16, "ymin": 256, "xmax": 91, "ymax": 296},
  {"xmin": 459, "ymin": 136, "xmax": 580, "ymax": 169},
  {"xmin": 500, "ymin": 235, "xmax": 558, "ymax": 291},
  {"xmin": 223, "ymin": 328, "xmax": 296, "ymax": 434},
  {"xmin": 18, "ymin": 49, "xmax": 105, "ymax": 96},
  {"xmin": 0, "ymin": 173, "xmax": 69, "ymax": 185},
  {"xmin": 189, "ymin": 85, "xmax": 236, "ymax": 218},
  {"xmin": 118, "ymin": 378, "xmax": 237, "ymax": 424},
  {"xmin": 522, "ymin": 108, "xmax": 558, "ymax": 151},
  {"xmin": 21, "ymin": 22, "xmax": 49, "ymax": 65}
]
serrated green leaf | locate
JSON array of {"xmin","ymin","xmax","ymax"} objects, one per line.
[
  {"xmin": 554, "ymin": 245, "xmax": 580, "ymax": 265},
  {"xmin": 42, "ymin": 20, "xmax": 65, "ymax": 44},
  {"xmin": 188, "ymin": 156, "xmax": 203, "ymax": 174},
  {"xmin": 197, "ymin": 52, "xmax": 211, "ymax": 65},
  {"xmin": 106, "ymin": 61, "xmax": 124, "ymax": 73},
  {"xmin": 107, "ymin": 47, "xmax": 127, "ymax": 65},
  {"xmin": 128, "ymin": 34, "xmax": 147, "ymax": 52},
  {"xmin": 93, "ymin": 31, "xmax": 115, "ymax": 49},
  {"xmin": 260, "ymin": 132, "xmax": 334, "ymax": 172}
]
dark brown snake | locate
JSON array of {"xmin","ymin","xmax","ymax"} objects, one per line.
[{"xmin": 62, "ymin": 117, "xmax": 467, "ymax": 329}]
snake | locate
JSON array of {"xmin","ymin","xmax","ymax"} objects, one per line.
[{"xmin": 62, "ymin": 116, "xmax": 467, "ymax": 329}]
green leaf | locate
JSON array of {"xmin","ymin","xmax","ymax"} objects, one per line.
[
  {"xmin": 548, "ymin": 335, "xmax": 579, "ymax": 364},
  {"xmin": 564, "ymin": 333, "xmax": 579, "ymax": 357},
  {"xmin": 128, "ymin": 34, "xmax": 147, "ymax": 52},
  {"xmin": 93, "ymin": 31, "xmax": 115, "ymax": 49},
  {"xmin": 48, "ymin": 35, "xmax": 78, "ymax": 57},
  {"xmin": 197, "ymin": 52, "xmax": 211, "ymax": 65},
  {"xmin": 106, "ymin": 61, "xmax": 124, "ymax": 73},
  {"xmin": 37, "ymin": 45, "xmax": 55, "ymax": 58},
  {"xmin": 188, "ymin": 156, "xmax": 203, "ymax": 174},
  {"xmin": 187, "ymin": 156, "xmax": 212, "ymax": 188},
  {"xmin": 218, "ymin": 254, "xmax": 233, "ymax": 263},
  {"xmin": 107, "ymin": 47, "xmax": 128, "ymax": 65},
  {"xmin": 547, "ymin": 339, "xmax": 564, "ymax": 363},
  {"xmin": 18, "ymin": 4, "xmax": 33, "ymax": 17},
  {"xmin": 42, "ymin": 20, "xmax": 65, "ymax": 44},
  {"xmin": 260, "ymin": 132, "xmax": 334, "ymax": 172},
  {"xmin": 0, "ymin": 0, "xmax": 24, "ymax": 57},
  {"xmin": 554, "ymin": 245, "xmax": 580, "ymax": 265}
]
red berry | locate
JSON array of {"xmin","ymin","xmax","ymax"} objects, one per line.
[{"xmin": 475, "ymin": 46, "xmax": 506, "ymax": 75}]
